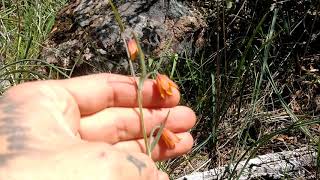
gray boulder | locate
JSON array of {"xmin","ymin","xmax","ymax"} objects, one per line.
[{"xmin": 41, "ymin": 0, "xmax": 206, "ymax": 76}]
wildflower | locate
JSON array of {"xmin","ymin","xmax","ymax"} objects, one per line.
[
  {"xmin": 127, "ymin": 38, "xmax": 138, "ymax": 61},
  {"xmin": 161, "ymin": 128, "xmax": 181, "ymax": 149},
  {"xmin": 156, "ymin": 74, "xmax": 178, "ymax": 99}
]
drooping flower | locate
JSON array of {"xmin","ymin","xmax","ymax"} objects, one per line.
[
  {"xmin": 161, "ymin": 128, "xmax": 181, "ymax": 149},
  {"xmin": 127, "ymin": 38, "xmax": 138, "ymax": 61},
  {"xmin": 156, "ymin": 74, "xmax": 178, "ymax": 99}
]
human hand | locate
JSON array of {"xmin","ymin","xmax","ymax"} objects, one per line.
[{"xmin": 0, "ymin": 73, "xmax": 196, "ymax": 180}]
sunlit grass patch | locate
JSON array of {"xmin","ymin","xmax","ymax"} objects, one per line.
[{"xmin": 0, "ymin": 0, "xmax": 67, "ymax": 92}]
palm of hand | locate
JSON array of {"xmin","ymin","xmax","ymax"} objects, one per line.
[{"xmin": 0, "ymin": 74, "xmax": 195, "ymax": 180}]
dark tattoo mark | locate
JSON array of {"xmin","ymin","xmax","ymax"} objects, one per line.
[
  {"xmin": 7, "ymin": 134, "xmax": 28, "ymax": 150},
  {"xmin": 126, "ymin": 154, "xmax": 146, "ymax": 176},
  {"xmin": 0, "ymin": 124, "xmax": 28, "ymax": 134},
  {"xmin": 0, "ymin": 153, "xmax": 15, "ymax": 166},
  {"xmin": 0, "ymin": 96, "xmax": 29, "ymax": 166},
  {"xmin": 2, "ymin": 102, "xmax": 16, "ymax": 113}
]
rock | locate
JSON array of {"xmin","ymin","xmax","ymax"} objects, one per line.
[
  {"xmin": 40, "ymin": 0, "xmax": 206, "ymax": 76},
  {"xmin": 177, "ymin": 148, "xmax": 317, "ymax": 180}
]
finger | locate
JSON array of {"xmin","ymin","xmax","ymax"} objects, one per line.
[
  {"xmin": 158, "ymin": 171, "xmax": 169, "ymax": 180},
  {"xmin": 56, "ymin": 73, "xmax": 180, "ymax": 115},
  {"xmin": 113, "ymin": 132, "xmax": 194, "ymax": 161},
  {"xmin": 79, "ymin": 106, "xmax": 196, "ymax": 143}
]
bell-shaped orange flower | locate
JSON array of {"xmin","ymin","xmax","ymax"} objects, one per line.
[
  {"xmin": 156, "ymin": 74, "xmax": 178, "ymax": 99},
  {"xmin": 161, "ymin": 128, "xmax": 181, "ymax": 149},
  {"xmin": 127, "ymin": 39, "xmax": 138, "ymax": 61}
]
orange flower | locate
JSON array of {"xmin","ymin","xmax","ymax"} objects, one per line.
[
  {"xmin": 127, "ymin": 39, "xmax": 138, "ymax": 61},
  {"xmin": 161, "ymin": 128, "xmax": 181, "ymax": 149},
  {"xmin": 156, "ymin": 74, "xmax": 178, "ymax": 99}
]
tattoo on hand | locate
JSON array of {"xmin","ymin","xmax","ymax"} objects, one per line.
[
  {"xmin": 0, "ymin": 96, "xmax": 29, "ymax": 166},
  {"xmin": 126, "ymin": 154, "xmax": 146, "ymax": 176}
]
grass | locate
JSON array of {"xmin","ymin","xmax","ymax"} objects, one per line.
[
  {"xmin": 165, "ymin": 1, "xmax": 320, "ymax": 179},
  {"xmin": 1, "ymin": 0, "xmax": 320, "ymax": 179},
  {"xmin": 0, "ymin": 0, "xmax": 67, "ymax": 92}
]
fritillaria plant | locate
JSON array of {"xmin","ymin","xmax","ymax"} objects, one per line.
[{"xmin": 109, "ymin": 0, "xmax": 180, "ymax": 157}]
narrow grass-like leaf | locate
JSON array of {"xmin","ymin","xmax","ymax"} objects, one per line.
[
  {"xmin": 266, "ymin": 64, "xmax": 313, "ymax": 139},
  {"xmin": 108, "ymin": 0, "xmax": 125, "ymax": 33},
  {"xmin": 0, "ymin": 59, "xmax": 70, "ymax": 78},
  {"xmin": 137, "ymin": 74, "xmax": 150, "ymax": 156},
  {"xmin": 150, "ymin": 110, "xmax": 171, "ymax": 151},
  {"xmin": 132, "ymin": 32, "xmax": 146, "ymax": 77},
  {"xmin": 0, "ymin": 69, "xmax": 48, "ymax": 79},
  {"xmin": 170, "ymin": 54, "xmax": 178, "ymax": 79},
  {"xmin": 211, "ymin": 73, "xmax": 218, "ymax": 146},
  {"xmin": 149, "ymin": 125, "xmax": 160, "ymax": 151},
  {"xmin": 317, "ymin": 136, "xmax": 320, "ymax": 179},
  {"xmin": 23, "ymin": 35, "xmax": 33, "ymax": 59}
]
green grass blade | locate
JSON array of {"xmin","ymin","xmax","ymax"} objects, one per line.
[{"xmin": 150, "ymin": 110, "xmax": 171, "ymax": 151}]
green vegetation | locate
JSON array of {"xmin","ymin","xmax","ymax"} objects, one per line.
[
  {"xmin": 162, "ymin": 1, "xmax": 320, "ymax": 179},
  {"xmin": 0, "ymin": 0, "xmax": 67, "ymax": 92},
  {"xmin": 1, "ymin": 0, "xmax": 319, "ymax": 179}
]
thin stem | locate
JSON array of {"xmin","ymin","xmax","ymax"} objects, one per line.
[
  {"xmin": 131, "ymin": 31, "xmax": 149, "ymax": 155},
  {"xmin": 108, "ymin": 0, "xmax": 125, "ymax": 33},
  {"xmin": 122, "ymin": 35, "xmax": 136, "ymax": 78},
  {"xmin": 137, "ymin": 77, "xmax": 150, "ymax": 156},
  {"xmin": 132, "ymin": 32, "xmax": 146, "ymax": 77},
  {"xmin": 109, "ymin": 1, "xmax": 150, "ymax": 156}
]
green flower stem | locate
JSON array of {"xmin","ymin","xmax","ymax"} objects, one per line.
[
  {"xmin": 131, "ymin": 31, "xmax": 150, "ymax": 156},
  {"xmin": 132, "ymin": 32, "xmax": 147, "ymax": 77},
  {"xmin": 108, "ymin": 0, "xmax": 125, "ymax": 33},
  {"xmin": 109, "ymin": 0, "xmax": 151, "ymax": 156},
  {"xmin": 137, "ymin": 79, "xmax": 151, "ymax": 156}
]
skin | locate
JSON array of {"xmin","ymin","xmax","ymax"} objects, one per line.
[{"xmin": 0, "ymin": 73, "xmax": 196, "ymax": 180}]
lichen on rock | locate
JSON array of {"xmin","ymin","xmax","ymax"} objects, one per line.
[{"xmin": 41, "ymin": 0, "xmax": 206, "ymax": 76}]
